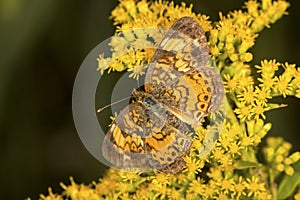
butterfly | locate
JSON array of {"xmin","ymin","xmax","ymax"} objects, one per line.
[{"xmin": 101, "ymin": 16, "xmax": 224, "ymax": 174}]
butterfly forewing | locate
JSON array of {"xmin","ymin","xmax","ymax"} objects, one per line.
[{"xmin": 145, "ymin": 17, "xmax": 223, "ymax": 126}]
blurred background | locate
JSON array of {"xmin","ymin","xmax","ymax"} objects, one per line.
[{"xmin": 0, "ymin": 0, "xmax": 299, "ymax": 199}]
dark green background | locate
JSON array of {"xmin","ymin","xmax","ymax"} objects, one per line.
[{"xmin": 0, "ymin": 0, "xmax": 299, "ymax": 199}]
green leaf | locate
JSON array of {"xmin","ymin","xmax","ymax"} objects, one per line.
[
  {"xmin": 234, "ymin": 160, "xmax": 260, "ymax": 169},
  {"xmin": 277, "ymin": 161, "xmax": 300, "ymax": 199}
]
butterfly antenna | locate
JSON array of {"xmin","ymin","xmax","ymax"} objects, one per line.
[
  {"xmin": 136, "ymin": 77, "xmax": 140, "ymax": 89},
  {"xmin": 97, "ymin": 96, "xmax": 131, "ymax": 113}
]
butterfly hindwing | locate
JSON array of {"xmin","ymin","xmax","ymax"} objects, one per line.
[
  {"xmin": 102, "ymin": 104, "xmax": 150, "ymax": 171},
  {"xmin": 102, "ymin": 92, "xmax": 193, "ymax": 173}
]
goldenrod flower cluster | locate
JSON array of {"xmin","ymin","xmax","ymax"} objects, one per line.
[{"xmin": 36, "ymin": 0, "xmax": 300, "ymax": 199}]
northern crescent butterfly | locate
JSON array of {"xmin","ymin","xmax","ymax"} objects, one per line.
[{"xmin": 101, "ymin": 16, "xmax": 224, "ymax": 174}]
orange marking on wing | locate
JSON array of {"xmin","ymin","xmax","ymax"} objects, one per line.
[{"xmin": 146, "ymin": 131, "xmax": 175, "ymax": 151}]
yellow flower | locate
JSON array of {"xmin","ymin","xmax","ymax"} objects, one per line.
[
  {"xmin": 153, "ymin": 184, "xmax": 168, "ymax": 199},
  {"xmin": 252, "ymin": 11, "xmax": 270, "ymax": 31},
  {"xmin": 273, "ymin": 75, "xmax": 293, "ymax": 97},
  {"xmin": 132, "ymin": 185, "xmax": 151, "ymax": 200},
  {"xmin": 240, "ymin": 133, "xmax": 254, "ymax": 147},
  {"xmin": 187, "ymin": 178, "xmax": 205, "ymax": 196},
  {"xmin": 276, "ymin": 163, "xmax": 285, "ymax": 172},
  {"xmin": 238, "ymin": 74, "xmax": 254, "ymax": 90},
  {"xmin": 111, "ymin": 5, "xmax": 130, "ymax": 25},
  {"xmin": 257, "ymin": 191, "xmax": 272, "ymax": 200},
  {"xmin": 234, "ymin": 102, "xmax": 253, "ymax": 121},
  {"xmin": 293, "ymin": 67, "xmax": 300, "ymax": 87},
  {"xmin": 267, "ymin": 0, "xmax": 290, "ymax": 22},
  {"xmin": 207, "ymin": 167, "xmax": 222, "ymax": 180},
  {"xmin": 258, "ymin": 76, "xmax": 276, "ymax": 90},
  {"xmin": 108, "ymin": 59, "xmax": 126, "ymax": 72},
  {"xmin": 190, "ymin": 135, "xmax": 204, "ymax": 152},
  {"xmin": 110, "ymin": 35, "xmax": 130, "ymax": 52},
  {"xmin": 215, "ymin": 193, "xmax": 230, "ymax": 200},
  {"xmin": 218, "ymin": 177, "xmax": 235, "ymax": 194},
  {"xmin": 167, "ymin": 187, "xmax": 183, "ymax": 200},
  {"xmin": 295, "ymin": 193, "xmax": 300, "ymax": 200},
  {"xmin": 256, "ymin": 59, "xmax": 279, "ymax": 79},
  {"xmin": 151, "ymin": 173, "xmax": 170, "ymax": 186},
  {"xmin": 218, "ymin": 135, "xmax": 231, "ymax": 151},
  {"xmin": 183, "ymin": 157, "xmax": 204, "ymax": 174},
  {"xmin": 60, "ymin": 177, "xmax": 80, "ymax": 199},
  {"xmin": 204, "ymin": 181, "xmax": 218, "ymax": 198},
  {"xmin": 282, "ymin": 62, "xmax": 297, "ymax": 80},
  {"xmin": 237, "ymin": 85, "xmax": 255, "ymax": 104},
  {"xmin": 121, "ymin": 0, "xmax": 137, "ymax": 18},
  {"xmin": 223, "ymin": 74, "xmax": 239, "ymax": 93},
  {"xmin": 229, "ymin": 142, "xmax": 242, "ymax": 156},
  {"xmin": 128, "ymin": 63, "xmax": 146, "ymax": 79},
  {"xmin": 245, "ymin": 176, "xmax": 267, "ymax": 197},
  {"xmin": 212, "ymin": 147, "xmax": 225, "ymax": 160},
  {"xmin": 170, "ymin": 172, "xmax": 188, "ymax": 185},
  {"xmin": 245, "ymin": 1, "xmax": 259, "ymax": 16},
  {"xmin": 240, "ymin": 52, "xmax": 253, "ymax": 62},
  {"xmin": 60, "ymin": 177, "xmax": 100, "ymax": 200},
  {"xmin": 137, "ymin": 0, "xmax": 149, "ymax": 14},
  {"xmin": 39, "ymin": 188, "xmax": 63, "ymax": 200},
  {"xmin": 219, "ymin": 154, "xmax": 233, "ymax": 167},
  {"xmin": 94, "ymin": 178, "xmax": 118, "ymax": 196},
  {"xmin": 97, "ymin": 54, "xmax": 111, "ymax": 74},
  {"xmin": 251, "ymin": 101, "xmax": 268, "ymax": 120},
  {"xmin": 117, "ymin": 182, "xmax": 135, "ymax": 194},
  {"xmin": 289, "ymin": 152, "xmax": 300, "ymax": 163},
  {"xmin": 285, "ymin": 165, "xmax": 294, "ymax": 176},
  {"xmin": 119, "ymin": 171, "xmax": 142, "ymax": 184},
  {"xmin": 106, "ymin": 193, "xmax": 121, "ymax": 200},
  {"xmin": 232, "ymin": 176, "xmax": 247, "ymax": 198},
  {"xmin": 255, "ymin": 86, "xmax": 271, "ymax": 105}
]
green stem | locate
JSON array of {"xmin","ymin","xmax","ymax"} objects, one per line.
[
  {"xmin": 225, "ymin": 98, "xmax": 245, "ymax": 133},
  {"xmin": 269, "ymin": 170, "xmax": 277, "ymax": 200}
]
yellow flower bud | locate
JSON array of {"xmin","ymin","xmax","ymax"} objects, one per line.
[
  {"xmin": 285, "ymin": 166, "xmax": 294, "ymax": 176},
  {"xmin": 238, "ymin": 41, "xmax": 254, "ymax": 53},
  {"xmin": 240, "ymin": 52, "xmax": 253, "ymax": 62},
  {"xmin": 217, "ymin": 41, "xmax": 225, "ymax": 50},
  {"xmin": 137, "ymin": 0, "xmax": 149, "ymax": 13},
  {"xmin": 210, "ymin": 46, "xmax": 220, "ymax": 56},
  {"xmin": 276, "ymin": 164, "xmax": 284, "ymax": 172},
  {"xmin": 218, "ymin": 30, "xmax": 227, "ymax": 42},
  {"xmin": 284, "ymin": 157, "xmax": 292, "ymax": 165},
  {"xmin": 225, "ymin": 43, "xmax": 235, "ymax": 54},
  {"xmin": 229, "ymin": 54, "xmax": 238, "ymax": 62},
  {"xmin": 210, "ymin": 29, "xmax": 219, "ymax": 46},
  {"xmin": 274, "ymin": 155, "xmax": 284, "ymax": 163},
  {"xmin": 289, "ymin": 152, "xmax": 300, "ymax": 163},
  {"xmin": 226, "ymin": 34, "xmax": 235, "ymax": 44}
]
